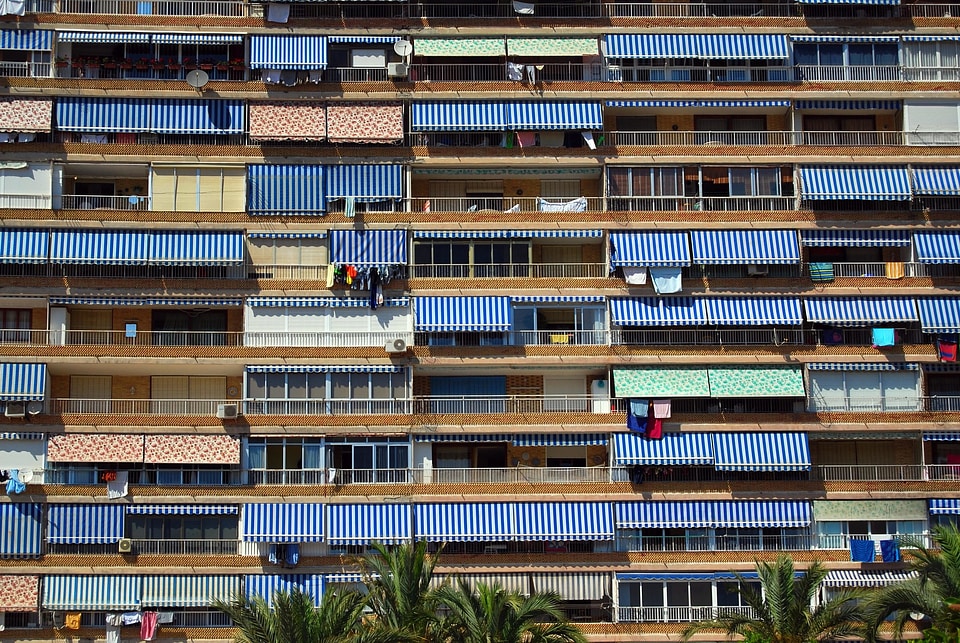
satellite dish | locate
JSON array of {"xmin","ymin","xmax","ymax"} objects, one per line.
[
  {"xmin": 185, "ymin": 69, "xmax": 210, "ymax": 90},
  {"xmin": 394, "ymin": 40, "xmax": 413, "ymax": 57},
  {"xmin": 26, "ymin": 401, "xmax": 42, "ymax": 415}
]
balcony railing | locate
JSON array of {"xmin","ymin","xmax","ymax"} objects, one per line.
[
  {"xmin": 795, "ymin": 64, "xmax": 901, "ymax": 82},
  {"xmin": 809, "ymin": 395, "xmax": 940, "ymax": 413},
  {"xmin": 56, "ymin": 0, "xmax": 246, "ymax": 15},
  {"xmin": 414, "ymin": 395, "xmax": 613, "ymax": 415},
  {"xmin": 823, "ymin": 261, "xmax": 928, "ymax": 278},
  {"xmin": 618, "ymin": 606, "xmax": 756, "ymax": 624},
  {"xmin": 54, "ymin": 398, "xmax": 236, "ymax": 415},
  {"xmin": 130, "ymin": 539, "xmax": 239, "ymax": 555},
  {"xmin": 244, "ymin": 331, "xmax": 414, "ymax": 348},
  {"xmin": 605, "ymin": 130, "xmax": 924, "ymax": 147},
  {"xmin": 244, "ymin": 399, "xmax": 412, "ymax": 415},
  {"xmin": 412, "ymin": 466, "xmax": 610, "ymax": 485},
  {"xmin": 84, "ymin": 611, "xmax": 231, "ymax": 628},
  {"xmin": 609, "ymin": 65, "xmax": 791, "ymax": 83},
  {"xmin": 612, "ymin": 328, "xmax": 811, "ymax": 347},
  {"xmin": 0, "ymin": 194, "xmax": 52, "ymax": 209},
  {"xmin": 607, "ymin": 196, "xmax": 794, "ymax": 212},
  {"xmin": 60, "ymin": 194, "xmax": 151, "ymax": 211},
  {"xmin": 618, "ymin": 533, "xmax": 813, "ymax": 552},
  {"xmin": 604, "ymin": 1, "xmax": 796, "ymax": 17},
  {"xmin": 816, "ymin": 464, "xmax": 960, "ymax": 482},
  {"xmin": 247, "ymin": 264, "xmax": 329, "ymax": 281},
  {"xmin": 0, "ymin": 61, "xmax": 51, "ymax": 78},
  {"xmin": 410, "ymin": 63, "xmax": 598, "ymax": 83},
  {"xmin": 816, "ymin": 534, "xmax": 930, "ymax": 550},
  {"xmin": 411, "ymin": 263, "xmax": 607, "ymax": 279},
  {"xmin": 44, "ymin": 466, "xmax": 241, "ymax": 485}
]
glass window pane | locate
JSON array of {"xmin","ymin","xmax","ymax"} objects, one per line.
[
  {"xmin": 371, "ymin": 374, "xmax": 391, "ymax": 398},
  {"xmin": 267, "ymin": 374, "xmax": 286, "ymax": 398},
  {"xmin": 351, "ymin": 375, "xmax": 370, "ymax": 399},
  {"xmin": 184, "ymin": 517, "xmax": 203, "ymax": 539},
  {"xmin": 288, "ymin": 373, "xmax": 307, "ymax": 399},
  {"xmin": 689, "ymin": 582, "xmax": 712, "ymax": 607},
  {"xmin": 286, "ymin": 443, "xmax": 304, "ymax": 469},
  {"xmin": 247, "ymin": 442, "xmax": 266, "ymax": 469},
  {"xmin": 247, "ymin": 373, "xmax": 265, "ymax": 399},
  {"xmin": 641, "ymin": 583, "xmax": 664, "ymax": 607},
  {"xmin": 331, "ymin": 373, "xmax": 350, "ymax": 398},
  {"xmin": 665, "ymin": 582, "xmax": 688, "ymax": 607}
]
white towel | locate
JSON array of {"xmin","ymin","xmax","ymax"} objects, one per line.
[
  {"xmin": 650, "ymin": 267, "xmax": 683, "ymax": 294},
  {"xmin": 506, "ymin": 62, "xmax": 523, "ymax": 81},
  {"xmin": 653, "ymin": 399, "xmax": 672, "ymax": 419},
  {"xmin": 513, "ymin": 0, "xmax": 534, "ymax": 13},
  {"xmin": 262, "ymin": 69, "xmax": 282, "ymax": 84},
  {"xmin": 623, "ymin": 266, "xmax": 647, "ymax": 285},
  {"xmin": 106, "ymin": 470, "xmax": 128, "ymax": 499},
  {"xmin": 581, "ymin": 131, "xmax": 597, "ymax": 150},
  {"xmin": 266, "ymin": 2, "xmax": 289, "ymax": 22}
]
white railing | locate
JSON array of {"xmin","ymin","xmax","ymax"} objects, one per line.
[
  {"xmin": 618, "ymin": 606, "xmax": 756, "ymax": 623},
  {"xmin": 604, "ymin": 1, "xmax": 796, "ymax": 17},
  {"xmin": 411, "ymin": 263, "xmax": 607, "ymax": 279},
  {"xmin": 60, "ymin": 194, "xmax": 150, "ymax": 211},
  {"xmin": 817, "ymin": 464, "xmax": 927, "ymax": 482},
  {"xmin": 130, "ymin": 539, "xmax": 239, "ymax": 555},
  {"xmin": 795, "ymin": 64, "xmax": 901, "ymax": 82},
  {"xmin": 610, "ymin": 65, "xmax": 792, "ymax": 83},
  {"xmin": 0, "ymin": 194, "xmax": 52, "ymax": 209},
  {"xmin": 57, "ymin": 0, "xmax": 246, "ymax": 15},
  {"xmin": 408, "ymin": 196, "xmax": 604, "ymax": 212},
  {"xmin": 829, "ymin": 262, "xmax": 928, "ymax": 278},
  {"xmin": 46, "ymin": 329, "xmax": 241, "ymax": 347},
  {"xmin": 243, "ymin": 331, "xmax": 413, "ymax": 348},
  {"xmin": 412, "ymin": 466, "xmax": 610, "ymax": 485},
  {"xmin": 244, "ymin": 399, "xmax": 412, "ymax": 415},
  {"xmin": 809, "ymin": 395, "xmax": 940, "ymax": 413},
  {"xmin": 248, "ymin": 264, "xmax": 329, "ymax": 281},
  {"xmin": 324, "ymin": 66, "xmax": 389, "ymax": 82},
  {"xmin": 55, "ymin": 398, "xmax": 236, "ymax": 415},
  {"xmin": 816, "ymin": 534, "xmax": 931, "ymax": 550},
  {"xmin": 607, "ymin": 196, "xmax": 794, "ymax": 212},
  {"xmin": 415, "ymin": 395, "xmax": 611, "ymax": 414},
  {"xmin": 0, "ymin": 61, "xmax": 51, "ymax": 78},
  {"xmin": 619, "ymin": 534, "xmax": 813, "ymax": 552}
]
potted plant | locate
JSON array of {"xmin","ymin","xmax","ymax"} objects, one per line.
[
  {"xmin": 120, "ymin": 58, "xmax": 133, "ymax": 70},
  {"xmin": 199, "ymin": 59, "xmax": 213, "ymax": 70},
  {"xmin": 151, "ymin": 58, "xmax": 166, "ymax": 70},
  {"xmin": 182, "ymin": 57, "xmax": 196, "ymax": 70},
  {"xmin": 135, "ymin": 58, "xmax": 148, "ymax": 70},
  {"xmin": 168, "ymin": 59, "xmax": 181, "ymax": 71},
  {"xmin": 215, "ymin": 60, "xmax": 229, "ymax": 71},
  {"xmin": 102, "ymin": 57, "xmax": 117, "ymax": 69},
  {"xmin": 55, "ymin": 56, "xmax": 68, "ymax": 68},
  {"xmin": 229, "ymin": 57, "xmax": 244, "ymax": 71}
]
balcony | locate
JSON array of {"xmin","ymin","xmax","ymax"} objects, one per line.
[
  {"xmin": 44, "ymin": 466, "xmax": 240, "ymax": 485},
  {"xmin": 55, "ymin": 0, "xmax": 246, "ymax": 14},
  {"xmin": 794, "ymin": 64, "xmax": 901, "ymax": 82},
  {"xmin": 607, "ymin": 196, "xmax": 794, "ymax": 212},
  {"xmin": 816, "ymin": 464, "xmax": 960, "ymax": 482},
  {"xmin": 412, "ymin": 466, "xmax": 611, "ymax": 485},
  {"xmin": 812, "ymin": 261, "xmax": 929, "ymax": 278},
  {"xmin": 59, "ymin": 194, "xmax": 151, "ymax": 211},
  {"xmin": 809, "ymin": 395, "xmax": 945, "ymax": 413},
  {"xmin": 410, "ymin": 62, "xmax": 597, "ymax": 83},
  {"xmin": 54, "ymin": 398, "xmax": 237, "ymax": 415},
  {"xmin": 0, "ymin": 61, "xmax": 51, "ymax": 78},
  {"xmin": 48, "ymin": 539, "xmax": 239, "ymax": 555},
  {"xmin": 248, "ymin": 264, "xmax": 329, "ymax": 281},
  {"xmin": 605, "ymin": 130, "xmax": 931, "ymax": 147},
  {"xmin": 57, "ymin": 59, "xmax": 245, "ymax": 81},
  {"xmin": 610, "ymin": 65, "xmax": 792, "ymax": 83},
  {"xmin": 619, "ymin": 533, "xmax": 813, "ymax": 553},
  {"xmin": 618, "ymin": 606, "xmax": 756, "ymax": 624},
  {"xmin": 413, "ymin": 395, "xmax": 611, "ymax": 414},
  {"xmin": 411, "ymin": 263, "xmax": 607, "ymax": 279}
]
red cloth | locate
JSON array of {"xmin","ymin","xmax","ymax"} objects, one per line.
[
  {"xmin": 939, "ymin": 340, "xmax": 958, "ymax": 362},
  {"xmin": 140, "ymin": 611, "xmax": 158, "ymax": 641},
  {"xmin": 647, "ymin": 417, "xmax": 663, "ymax": 439}
]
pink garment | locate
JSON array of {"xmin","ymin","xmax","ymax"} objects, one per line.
[
  {"xmin": 140, "ymin": 611, "xmax": 159, "ymax": 641},
  {"xmin": 652, "ymin": 400, "xmax": 671, "ymax": 419},
  {"xmin": 515, "ymin": 131, "xmax": 536, "ymax": 148}
]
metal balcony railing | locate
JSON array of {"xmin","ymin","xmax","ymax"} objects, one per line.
[
  {"xmin": 0, "ymin": 194, "xmax": 52, "ymax": 209},
  {"xmin": 44, "ymin": 467, "xmax": 241, "ymax": 485},
  {"xmin": 410, "ymin": 63, "xmax": 598, "ymax": 83},
  {"xmin": 794, "ymin": 64, "xmax": 902, "ymax": 82},
  {"xmin": 129, "ymin": 539, "xmax": 239, "ymax": 555},
  {"xmin": 59, "ymin": 194, "xmax": 151, "ymax": 210},
  {"xmin": 618, "ymin": 533, "xmax": 814, "ymax": 553},
  {"xmin": 609, "ymin": 65, "xmax": 792, "ymax": 83},
  {"xmin": 412, "ymin": 466, "xmax": 610, "ymax": 485},
  {"xmin": 414, "ymin": 395, "xmax": 614, "ymax": 415},
  {"xmin": 411, "ymin": 263, "xmax": 607, "ymax": 279},
  {"xmin": 618, "ymin": 606, "xmax": 757, "ymax": 624},
  {"xmin": 247, "ymin": 264, "xmax": 330, "ymax": 281},
  {"xmin": 605, "ymin": 130, "xmax": 922, "ymax": 147},
  {"xmin": 57, "ymin": 0, "xmax": 246, "ymax": 15},
  {"xmin": 0, "ymin": 61, "xmax": 51, "ymax": 78},
  {"xmin": 607, "ymin": 195, "xmax": 794, "ymax": 212},
  {"xmin": 84, "ymin": 611, "xmax": 231, "ymax": 628},
  {"xmin": 808, "ymin": 395, "xmax": 941, "ymax": 413},
  {"xmin": 816, "ymin": 464, "xmax": 927, "ymax": 482},
  {"xmin": 816, "ymin": 534, "xmax": 931, "ymax": 550},
  {"xmin": 604, "ymin": 1, "xmax": 796, "ymax": 17},
  {"xmin": 243, "ymin": 399, "xmax": 412, "ymax": 415},
  {"xmin": 612, "ymin": 328, "xmax": 811, "ymax": 347},
  {"xmin": 824, "ymin": 261, "xmax": 928, "ymax": 278},
  {"xmin": 54, "ymin": 398, "xmax": 236, "ymax": 415},
  {"xmin": 243, "ymin": 331, "xmax": 414, "ymax": 348}
]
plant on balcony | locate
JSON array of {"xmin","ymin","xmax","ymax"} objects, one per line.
[
  {"xmin": 120, "ymin": 58, "xmax": 133, "ymax": 69},
  {"xmin": 55, "ymin": 57, "xmax": 68, "ymax": 68},
  {"xmin": 199, "ymin": 59, "xmax": 214, "ymax": 70},
  {"xmin": 135, "ymin": 59, "xmax": 148, "ymax": 70},
  {"xmin": 681, "ymin": 555, "xmax": 867, "ymax": 643},
  {"xmin": 151, "ymin": 58, "xmax": 166, "ymax": 70},
  {"xmin": 862, "ymin": 524, "xmax": 960, "ymax": 642},
  {"xmin": 215, "ymin": 60, "xmax": 229, "ymax": 71},
  {"xmin": 229, "ymin": 57, "xmax": 245, "ymax": 70},
  {"xmin": 182, "ymin": 57, "xmax": 196, "ymax": 70}
]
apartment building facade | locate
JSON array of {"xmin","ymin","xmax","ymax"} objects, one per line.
[{"xmin": 0, "ymin": 0, "xmax": 959, "ymax": 639}]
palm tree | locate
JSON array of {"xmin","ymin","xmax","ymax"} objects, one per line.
[
  {"xmin": 435, "ymin": 579, "xmax": 587, "ymax": 643},
  {"xmin": 357, "ymin": 540, "xmax": 444, "ymax": 640},
  {"xmin": 863, "ymin": 523, "xmax": 960, "ymax": 640},
  {"xmin": 681, "ymin": 555, "xmax": 865, "ymax": 643},
  {"xmin": 212, "ymin": 585, "xmax": 369, "ymax": 643}
]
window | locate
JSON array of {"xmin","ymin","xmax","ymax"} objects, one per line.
[
  {"xmin": 807, "ymin": 370, "xmax": 920, "ymax": 412},
  {"xmin": 607, "ymin": 166, "xmax": 686, "ymax": 211},
  {"xmin": 327, "ymin": 437, "xmax": 409, "ymax": 483},
  {"xmin": 126, "ymin": 514, "xmax": 238, "ymax": 540},
  {"xmin": 247, "ymin": 438, "xmax": 323, "ymax": 483},
  {"xmin": 903, "ymin": 41, "xmax": 960, "ymax": 80},
  {"xmin": 152, "ymin": 309, "xmax": 227, "ymax": 346},
  {"xmin": 794, "ymin": 43, "xmax": 899, "ymax": 81},
  {"xmin": 0, "ymin": 309, "xmax": 30, "ymax": 342},
  {"xmin": 246, "ymin": 371, "xmax": 407, "ymax": 414},
  {"xmin": 815, "ymin": 520, "xmax": 925, "ymax": 548},
  {"xmin": 725, "ymin": 167, "xmax": 782, "ymax": 197},
  {"xmin": 512, "ymin": 304, "xmax": 606, "ymax": 346},
  {"xmin": 413, "ymin": 241, "xmax": 530, "ymax": 278}
]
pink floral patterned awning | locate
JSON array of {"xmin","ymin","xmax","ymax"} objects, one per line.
[
  {"xmin": 144, "ymin": 434, "xmax": 241, "ymax": 464},
  {"xmin": 46, "ymin": 434, "xmax": 144, "ymax": 463},
  {"xmin": 249, "ymin": 101, "xmax": 327, "ymax": 141},
  {"xmin": 0, "ymin": 98, "xmax": 52, "ymax": 132},
  {"xmin": 0, "ymin": 575, "xmax": 39, "ymax": 611},
  {"xmin": 326, "ymin": 102, "xmax": 403, "ymax": 143}
]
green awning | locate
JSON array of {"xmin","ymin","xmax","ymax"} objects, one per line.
[
  {"xmin": 506, "ymin": 38, "xmax": 599, "ymax": 56},
  {"xmin": 613, "ymin": 367, "xmax": 710, "ymax": 398},
  {"xmin": 813, "ymin": 500, "xmax": 928, "ymax": 522},
  {"xmin": 707, "ymin": 366, "xmax": 805, "ymax": 398},
  {"xmin": 414, "ymin": 38, "xmax": 506, "ymax": 57}
]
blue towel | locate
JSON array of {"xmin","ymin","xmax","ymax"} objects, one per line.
[
  {"xmin": 268, "ymin": 544, "xmax": 278, "ymax": 565},
  {"xmin": 649, "ymin": 267, "xmax": 682, "ymax": 294},
  {"xmin": 285, "ymin": 543, "xmax": 300, "ymax": 567},
  {"xmin": 850, "ymin": 539, "xmax": 875, "ymax": 563},
  {"xmin": 627, "ymin": 413, "xmax": 647, "ymax": 434},
  {"xmin": 880, "ymin": 539, "xmax": 900, "ymax": 563},
  {"xmin": 5, "ymin": 469, "xmax": 24, "ymax": 495},
  {"xmin": 630, "ymin": 399, "xmax": 649, "ymax": 417},
  {"xmin": 872, "ymin": 328, "xmax": 895, "ymax": 347},
  {"xmin": 809, "ymin": 262, "xmax": 835, "ymax": 282}
]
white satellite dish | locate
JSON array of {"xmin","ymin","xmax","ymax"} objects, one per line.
[
  {"xmin": 394, "ymin": 40, "xmax": 413, "ymax": 57},
  {"xmin": 26, "ymin": 401, "xmax": 42, "ymax": 415},
  {"xmin": 185, "ymin": 69, "xmax": 210, "ymax": 90}
]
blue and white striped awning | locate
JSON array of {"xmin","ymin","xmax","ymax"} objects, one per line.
[
  {"xmin": 325, "ymin": 165, "xmax": 403, "ymax": 202},
  {"xmin": 328, "ymin": 36, "xmax": 401, "ymax": 44},
  {"xmin": 46, "ymin": 504, "xmax": 124, "ymax": 544},
  {"xmin": 249, "ymin": 35, "xmax": 328, "ymax": 70},
  {"xmin": 712, "ymin": 432, "xmax": 811, "ymax": 471},
  {"xmin": 55, "ymin": 98, "xmax": 152, "ymax": 132},
  {"xmin": 930, "ymin": 499, "xmax": 960, "ymax": 514},
  {"xmin": 151, "ymin": 33, "xmax": 243, "ymax": 44},
  {"xmin": 0, "ymin": 30, "xmax": 52, "ymax": 50},
  {"xmin": 711, "ymin": 500, "xmax": 811, "ymax": 528},
  {"xmin": 247, "ymin": 231, "xmax": 327, "ymax": 239},
  {"xmin": 614, "ymin": 432, "xmax": 714, "ymax": 466},
  {"xmin": 414, "ymin": 296, "xmax": 512, "ymax": 332},
  {"xmin": 513, "ymin": 502, "xmax": 613, "ymax": 541},
  {"xmin": 242, "ymin": 504, "xmax": 324, "ymax": 543},
  {"xmin": 903, "ymin": 35, "xmax": 960, "ymax": 41},
  {"xmin": 917, "ymin": 299, "xmax": 960, "ymax": 333},
  {"xmin": 511, "ymin": 296, "xmax": 606, "ymax": 303},
  {"xmin": 0, "ymin": 432, "xmax": 43, "ymax": 440},
  {"xmin": 797, "ymin": 0, "xmax": 898, "ymax": 6},
  {"xmin": 125, "ymin": 504, "xmax": 238, "ymax": 515},
  {"xmin": 0, "ymin": 503, "xmax": 42, "ymax": 558},
  {"xmin": 690, "ymin": 229, "xmax": 800, "ymax": 265},
  {"xmin": 57, "ymin": 30, "xmax": 152, "ymax": 43},
  {"xmin": 705, "ymin": 297, "xmax": 804, "ymax": 325},
  {"xmin": 151, "ymin": 99, "xmax": 245, "ymax": 135},
  {"xmin": 247, "ymin": 297, "xmax": 408, "ymax": 308},
  {"xmin": 604, "ymin": 33, "xmax": 790, "ymax": 59},
  {"xmin": 609, "ymin": 231, "xmax": 691, "ymax": 267},
  {"xmin": 0, "ymin": 229, "xmax": 48, "ymax": 264},
  {"xmin": 791, "ymin": 35, "xmax": 900, "ymax": 43},
  {"xmin": 246, "ymin": 574, "xmax": 325, "ymax": 608},
  {"xmin": 247, "ymin": 165, "xmax": 326, "ymax": 216},
  {"xmin": 150, "ymin": 231, "xmax": 245, "ymax": 265},
  {"xmin": 823, "ymin": 570, "xmax": 917, "ymax": 588},
  {"xmin": 609, "ymin": 297, "xmax": 708, "ymax": 326},
  {"xmin": 0, "ymin": 363, "xmax": 46, "ymax": 401},
  {"xmin": 329, "ymin": 229, "xmax": 407, "ymax": 265},
  {"xmin": 799, "ymin": 166, "xmax": 912, "ymax": 200},
  {"xmin": 506, "ymin": 101, "xmax": 604, "ymax": 130},
  {"xmin": 794, "ymin": 100, "xmax": 902, "ymax": 110},
  {"xmin": 806, "ymin": 362, "xmax": 918, "ymax": 371},
  {"xmin": 513, "ymin": 433, "xmax": 608, "ymax": 446},
  {"xmin": 415, "ymin": 503, "xmax": 516, "ymax": 542},
  {"xmin": 924, "ymin": 431, "xmax": 960, "ymax": 441},
  {"xmin": 327, "ymin": 504, "xmax": 411, "ymax": 545},
  {"xmin": 48, "ymin": 296, "xmax": 243, "ymax": 307},
  {"xmin": 414, "ymin": 229, "xmax": 603, "ymax": 239},
  {"xmin": 246, "ymin": 365, "xmax": 403, "ymax": 374},
  {"xmin": 413, "ymin": 434, "xmax": 513, "ymax": 443},
  {"xmin": 616, "ymin": 501, "xmax": 714, "ymax": 528},
  {"xmin": 915, "ymin": 232, "xmax": 960, "ymax": 264},
  {"xmin": 606, "ymin": 100, "xmax": 790, "ymax": 108},
  {"xmin": 802, "ymin": 297, "xmax": 918, "ymax": 326},
  {"xmin": 50, "ymin": 229, "xmax": 150, "ymax": 264},
  {"xmin": 410, "ymin": 102, "xmax": 508, "ymax": 132},
  {"xmin": 142, "ymin": 576, "xmax": 241, "ymax": 607},
  {"xmin": 800, "ymin": 229, "xmax": 912, "ymax": 247},
  {"xmin": 913, "ymin": 167, "xmax": 960, "ymax": 196},
  {"xmin": 42, "ymin": 576, "xmax": 142, "ymax": 611}
]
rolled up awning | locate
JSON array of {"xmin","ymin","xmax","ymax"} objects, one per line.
[{"xmin": 605, "ymin": 33, "xmax": 789, "ymax": 59}]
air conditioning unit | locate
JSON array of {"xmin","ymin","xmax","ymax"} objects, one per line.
[
  {"xmin": 4, "ymin": 402, "xmax": 25, "ymax": 418},
  {"xmin": 385, "ymin": 338, "xmax": 408, "ymax": 353},
  {"xmin": 747, "ymin": 264, "xmax": 769, "ymax": 276},
  {"xmin": 118, "ymin": 538, "xmax": 133, "ymax": 553},
  {"xmin": 387, "ymin": 62, "xmax": 408, "ymax": 77},
  {"xmin": 216, "ymin": 403, "xmax": 239, "ymax": 419}
]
